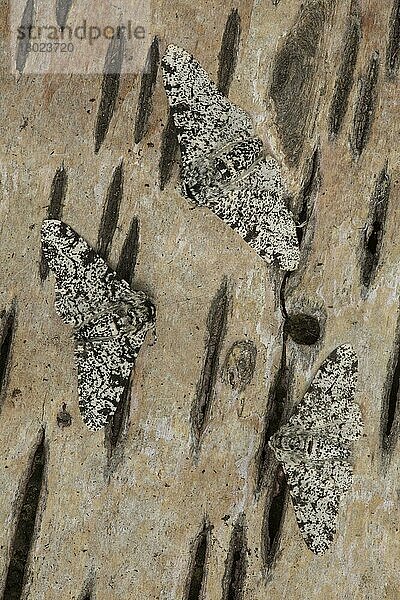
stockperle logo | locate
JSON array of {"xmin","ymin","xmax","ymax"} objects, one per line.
[{"xmin": 9, "ymin": 1, "xmax": 152, "ymax": 74}]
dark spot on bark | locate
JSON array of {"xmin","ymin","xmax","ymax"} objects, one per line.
[
  {"xmin": 284, "ymin": 313, "xmax": 321, "ymax": 345},
  {"xmin": 57, "ymin": 403, "xmax": 72, "ymax": 427}
]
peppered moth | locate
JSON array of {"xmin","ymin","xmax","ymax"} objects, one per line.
[
  {"xmin": 41, "ymin": 219, "xmax": 156, "ymax": 431},
  {"xmin": 161, "ymin": 45, "xmax": 300, "ymax": 271},
  {"xmin": 269, "ymin": 344, "xmax": 363, "ymax": 554}
]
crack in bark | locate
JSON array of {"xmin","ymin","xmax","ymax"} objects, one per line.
[
  {"xmin": 134, "ymin": 37, "xmax": 160, "ymax": 144},
  {"xmin": 16, "ymin": 0, "xmax": 35, "ymax": 74},
  {"xmin": 94, "ymin": 29, "xmax": 125, "ymax": 153},
  {"xmin": 217, "ymin": 9, "xmax": 241, "ymax": 96},
  {"xmin": 222, "ymin": 514, "xmax": 247, "ymax": 600},
  {"xmin": 40, "ymin": 164, "xmax": 67, "ymax": 281},
  {"xmin": 55, "ymin": 0, "xmax": 73, "ymax": 29},
  {"xmin": 382, "ymin": 315, "xmax": 400, "ymax": 459},
  {"xmin": 191, "ymin": 280, "xmax": 230, "ymax": 453},
  {"xmin": 261, "ymin": 465, "xmax": 288, "ymax": 576},
  {"xmin": 0, "ymin": 303, "xmax": 16, "ymax": 405},
  {"xmin": 386, "ymin": 0, "xmax": 400, "ymax": 77},
  {"xmin": 184, "ymin": 520, "xmax": 210, "ymax": 600},
  {"xmin": 3, "ymin": 431, "xmax": 46, "ymax": 600},
  {"xmin": 329, "ymin": 6, "xmax": 361, "ymax": 138},
  {"xmin": 351, "ymin": 52, "xmax": 379, "ymax": 158},
  {"xmin": 296, "ymin": 146, "xmax": 320, "ymax": 246},
  {"xmin": 255, "ymin": 337, "xmax": 289, "ymax": 495},
  {"xmin": 116, "ymin": 217, "xmax": 140, "ymax": 286},
  {"xmin": 159, "ymin": 110, "xmax": 179, "ymax": 190},
  {"xmin": 97, "ymin": 160, "xmax": 124, "ymax": 261},
  {"xmin": 361, "ymin": 165, "xmax": 390, "ymax": 290}
]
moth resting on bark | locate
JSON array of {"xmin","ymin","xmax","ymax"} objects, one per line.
[
  {"xmin": 161, "ymin": 44, "xmax": 300, "ymax": 271},
  {"xmin": 41, "ymin": 219, "xmax": 155, "ymax": 431},
  {"xmin": 269, "ymin": 344, "xmax": 363, "ymax": 555}
]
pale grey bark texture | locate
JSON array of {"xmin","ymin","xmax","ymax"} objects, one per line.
[{"xmin": 0, "ymin": 1, "xmax": 399, "ymax": 598}]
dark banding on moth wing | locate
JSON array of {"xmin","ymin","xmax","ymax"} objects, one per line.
[
  {"xmin": 41, "ymin": 219, "xmax": 155, "ymax": 431},
  {"xmin": 161, "ymin": 45, "xmax": 300, "ymax": 271},
  {"xmin": 269, "ymin": 344, "xmax": 363, "ymax": 554}
]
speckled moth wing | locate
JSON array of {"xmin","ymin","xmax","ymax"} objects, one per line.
[
  {"xmin": 161, "ymin": 44, "xmax": 300, "ymax": 271},
  {"xmin": 284, "ymin": 460, "xmax": 354, "ymax": 555},
  {"xmin": 269, "ymin": 344, "xmax": 363, "ymax": 554},
  {"xmin": 161, "ymin": 44, "xmax": 253, "ymax": 168},
  {"xmin": 41, "ymin": 219, "xmax": 156, "ymax": 430},
  {"xmin": 288, "ymin": 344, "xmax": 363, "ymax": 441}
]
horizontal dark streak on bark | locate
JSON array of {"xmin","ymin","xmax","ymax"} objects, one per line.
[
  {"xmin": 217, "ymin": 9, "xmax": 241, "ymax": 96},
  {"xmin": 16, "ymin": 0, "xmax": 35, "ymax": 74},
  {"xmin": 55, "ymin": 0, "xmax": 73, "ymax": 29},
  {"xmin": 116, "ymin": 217, "xmax": 140, "ymax": 286},
  {"xmin": 0, "ymin": 304, "xmax": 16, "ymax": 403},
  {"xmin": 191, "ymin": 280, "xmax": 230, "ymax": 453},
  {"xmin": 361, "ymin": 165, "xmax": 390, "ymax": 290},
  {"xmin": 97, "ymin": 160, "xmax": 124, "ymax": 261},
  {"xmin": 159, "ymin": 110, "xmax": 179, "ymax": 190},
  {"xmin": 134, "ymin": 37, "xmax": 160, "ymax": 144},
  {"xmin": 40, "ymin": 164, "xmax": 67, "ymax": 281},
  {"xmin": 222, "ymin": 515, "xmax": 247, "ymax": 600},
  {"xmin": 296, "ymin": 146, "xmax": 320, "ymax": 246},
  {"xmin": 270, "ymin": 1, "xmax": 326, "ymax": 166},
  {"xmin": 3, "ymin": 431, "xmax": 46, "ymax": 600},
  {"xmin": 255, "ymin": 337, "xmax": 288, "ymax": 495},
  {"xmin": 184, "ymin": 521, "xmax": 210, "ymax": 600},
  {"xmin": 262, "ymin": 465, "xmax": 288, "ymax": 576},
  {"xmin": 94, "ymin": 30, "xmax": 125, "ymax": 154},
  {"xmin": 351, "ymin": 52, "xmax": 379, "ymax": 158},
  {"xmin": 386, "ymin": 0, "xmax": 400, "ymax": 77},
  {"xmin": 328, "ymin": 11, "xmax": 360, "ymax": 138}
]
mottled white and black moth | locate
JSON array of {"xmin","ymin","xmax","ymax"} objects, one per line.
[
  {"xmin": 269, "ymin": 344, "xmax": 363, "ymax": 555},
  {"xmin": 161, "ymin": 44, "xmax": 300, "ymax": 271},
  {"xmin": 41, "ymin": 219, "xmax": 155, "ymax": 431}
]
